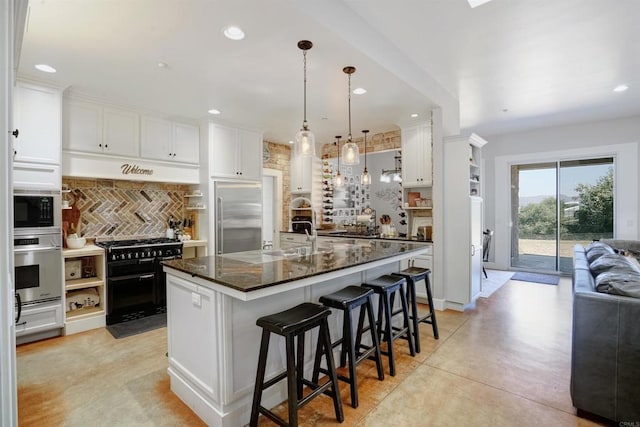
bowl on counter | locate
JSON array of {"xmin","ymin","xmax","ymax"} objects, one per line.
[{"xmin": 66, "ymin": 236, "xmax": 86, "ymax": 249}]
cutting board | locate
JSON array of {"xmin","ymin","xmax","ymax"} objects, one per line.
[{"xmin": 62, "ymin": 204, "xmax": 81, "ymax": 247}]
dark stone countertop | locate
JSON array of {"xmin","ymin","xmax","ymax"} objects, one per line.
[
  {"xmin": 163, "ymin": 240, "xmax": 428, "ymax": 293},
  {"xmin": 287, "ymin": 230, "xmax": 433, "ymax": 243}
]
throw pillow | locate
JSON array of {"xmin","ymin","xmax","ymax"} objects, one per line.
[
  {"xmin": 589, "ymin": 253, "xmax": 640, "ymax": 276},
  {"xmin": 585, "ymin": 242, "xmax": 615, "ymax": 263},
  {"xmin": 595, "ymin": 271, "xmax": 640, "ymax": 298}
]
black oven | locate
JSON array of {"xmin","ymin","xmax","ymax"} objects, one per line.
[
  {"xmin": 107, "ymin": 259, "xmax": 158, "ymax": 324},
  {"xmin": 14, "ymin": 191, "xmax": 61, "ymax": 232}
]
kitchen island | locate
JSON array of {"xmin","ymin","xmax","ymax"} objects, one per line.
[{"xmin": 162, "ymin": 239, "xmax": 429, "ymax": 426}]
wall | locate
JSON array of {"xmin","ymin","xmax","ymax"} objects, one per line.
[
  {"xmin": 62, "ymin": 178, "xmax": 191, "ymax": 239},
  {"xmin": 321, "ymin": 129, "xmax": 401, "ymax": 158},
  {"xmin": 481, "ymin": 115, "xmax": 640, "ymax": 268},
  {"xmin": 262, "ymin": 141, "xmax": 291, "ymax": 231}
]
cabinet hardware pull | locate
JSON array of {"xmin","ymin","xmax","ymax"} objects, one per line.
[{"xmin": 11, "ymin": 129, "xmax": 19, "ymax": 138}]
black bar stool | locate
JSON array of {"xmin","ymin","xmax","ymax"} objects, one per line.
[
  {"xmin": 314, "ymin": 286, "xmax": 384, "ymax": 408},
  {"xmin": 393, "ymin": 266, "xmax": 439, "ymax": 353},
  {"xmin": 361, "ymin": 275, "xmax": 415, "ymax": 376},
  {"xmin": 250, "ymin": 302, "xmax": 344, "ymax": 427}
]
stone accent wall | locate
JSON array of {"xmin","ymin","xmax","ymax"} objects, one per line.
[
  {"xmin": 262, "ymin": 141, "xmax": 292, "ymax": 231},
  {"xmin": 62, "ymin": 178, "xmax": 190, "ymax": 240},
  {"xmin": 321, "ymin": 129, "xmax": 401, "ymax": 158}
]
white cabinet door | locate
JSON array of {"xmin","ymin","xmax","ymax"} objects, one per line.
[
  {"xmin": 401, "ymin": 124, "xmax": 432, "ymax": 186},
  {"xmin": 13, "ymin": 82, "xmax": 61, "ymax": 164},
  {"xmin": 15, "ymin": 301, "xmax": 63, "ymax": 337},
  {"xmin": 141, "ymin": 116, "xmax": 173, "ymax": 161},
  {"xmin": 470, "ymin": 197, "xmax": 483, "ymax": 301},
  {"xmin": 103, "ymin": 107, "xmax": 139, "ymax": 157},
  {"xmin": 63, "ymin": 99, "xmax": 103, "ymax": 153},
  {"xmin": 290, "ymin": 156, "xmax": 313, "ymax": 193},
  {"xmin": 237, "ymin": 128, "xmax": 262, "ymax": 180},
  {"xmin": 173, "ymin": 122, "xmax": 199, "ymax": 164},
  {"xmin": 210, "ymin": 124, "xmax": 238, "ymax": 178}
]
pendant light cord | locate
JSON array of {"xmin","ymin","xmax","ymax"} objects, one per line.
[
  {"xmin": 347, "ymin": 73, "xmax": 352, "ymax": 141},
  {"xmin": 303, "ymin": 50, "xmax": 308, "ymax": 127}
]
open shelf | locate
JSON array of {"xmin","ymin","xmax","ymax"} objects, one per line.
[
  {"xmin": 65, "ymin": 277, "xmax": 103, "ymax": 291},
  {"xmin": 66, "ymin": 306, "xmax": 105, "ymax": 320}
]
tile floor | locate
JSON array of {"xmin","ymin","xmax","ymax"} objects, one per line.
[{"xmin": 16, "ymin": 276, "xmax": 604, "ymax": 426}]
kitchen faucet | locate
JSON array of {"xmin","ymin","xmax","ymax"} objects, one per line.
[{"xmin": 304, "ymin": 209, "xmax": 318, "ymax": 254}]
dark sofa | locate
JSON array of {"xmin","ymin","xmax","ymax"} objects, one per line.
[{"xmin": 571, "ymin": 240, "xmax": 640, "ymax": 422}]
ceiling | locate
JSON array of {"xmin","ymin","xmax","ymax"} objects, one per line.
[{"xmin": 18, "ymin": 0, "xmax": 640, "ymax": 145}]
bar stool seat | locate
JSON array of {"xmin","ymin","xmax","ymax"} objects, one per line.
[
  {"xmin": 362, "ymin": 275, "xmax": 415, "ymax": 376},
  {"xmin": 314, "ymin": 286, "xmax": 384, "ymax": 408},
  {"xmin": 393, "ymin": 267, "xmax": 439, "ymax": 354},
  {"xmin": 250, "ymin": 303, "xmax": 344, "ymax": 427}
]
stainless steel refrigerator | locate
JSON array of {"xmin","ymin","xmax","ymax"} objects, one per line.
[{"xmin": 214, "ymin": 181, "xmax": 262, "ymax": 254}]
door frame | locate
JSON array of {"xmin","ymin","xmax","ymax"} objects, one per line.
[
  {"xmin": 262, "ymin": 168, "xmax": 283, "ymax": 249},
  {"xmin": 493, "ymin": 143, "xmax": 638, "ymax": 270}
]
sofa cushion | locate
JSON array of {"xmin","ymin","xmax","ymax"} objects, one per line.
[
  {"xmin": 589, "ymin": 253, "xmax": 640, "ymax": 276},
  {"xmin": 585, "ymin": 242, "xmax": 615, "ymax": 263},
  {"xmin": 595, "ymin": 270, "xmax": 640, "ymax": 298}
]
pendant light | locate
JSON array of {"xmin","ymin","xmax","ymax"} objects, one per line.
[
  {"xmin": 360, "ymin": 129, "xmax": 370, "ymax": 185},
  {"xmin": 334, "ymin": 136, "xmax": 344, "ymax": 188},
  {"xmin": 341, "ymin": 66, "xmax": 360, "ymax": 165},
  {"xmin": 294, "ymin": 40, "xmax": 315, "ymax": 157}
]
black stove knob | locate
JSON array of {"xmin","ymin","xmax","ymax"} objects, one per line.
[
  {"xmin": 120, "ymin": 254, "xmax": 126, "ymax": 260},
  {"xmin": 158, "ymin": 250, "xmax": 163, "ymax": 256},
  {"xmin": 176, "ymin": 248, "xmax": 182, "ymax": 255},
  {"xmin": 127, "ymin": 253, "xmax": 132, "ymax": 259},
  {"xmin": 134, "ymin": 252, "xmax": 139, "ymax": 258},
  {"xmin": 152, "ymin": 250, "xmax": 157, "ymax": 257},
  {"xmin": 112, "ymin": 254, "xmax": 117, "ymax": 261}
]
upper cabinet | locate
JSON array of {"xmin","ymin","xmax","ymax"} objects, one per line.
[
  {"xmin": 208, "ymin": 123, "xmax": 262, "ymax": 181},
  {"xmin": 290, "ymin": 155, "xmax": 321, "ymax": 194},
  {"xmin": 401, "ymin": 123, "xmax": 432, "ymax": 186},
  {"xmin": 63, "ymin": 99, "xmax": 139, "ymax": 157},
  {"xmin": 141, "ymin": 117, "xmax": 199, "ymax": 164},
  {"xmin": 13, "ymin": 81, "xmax": 62, "ymax": 165}
]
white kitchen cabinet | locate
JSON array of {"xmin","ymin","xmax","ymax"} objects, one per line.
[
  {"xmin": 290, "ymin": 155, "xmax": 321, "ymax": 193},
  {"xmin": 63, "ymin": 99, "xmax": 139, "ymax": 157},
  {"xmin": 280, "ymin": 232, "xmax": 308, "ymax": 248},
  {"xmin": 12, "ymin": 81, "xmax": 61, "ymax": 165},
  {"xmin": 443, "ymin": 134, "xmax": 487, "ymax": 310},
  {"xmin": 15, "ymin": 300, "xmax": 63, "ymax": 340},
  {"xmin": 102, "ymin": 107, "xmax": 139, "ymax": 157},
  {"xmin": 401, "ymin": 123, "xmax": 432, "ymax": 186},
  {"xmin": 141, "ymin": 117, "xmax": 199, "ymax": 164},
  {"xmin": 209, "ymin": 123, "xmax": 262, "ymax": 180}
]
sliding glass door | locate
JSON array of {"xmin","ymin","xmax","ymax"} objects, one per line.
[{"xmin": 511, "ymin": 157, "xmax": 614, "ymax": 273}]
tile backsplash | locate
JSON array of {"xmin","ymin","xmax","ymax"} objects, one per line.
[{"xmin": 62, "ymin": 178, "xmax": 191, "ymax": 240}]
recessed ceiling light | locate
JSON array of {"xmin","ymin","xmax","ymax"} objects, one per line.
[
  {"xmin": 157, "ymin": 61, "xmax": 169, "ymax": 69},
  {"xmin": 467, "ymin": 0, "xmax": 493, "ymax": 8},
  {"xmin": 207, "ymin": 109, "xmax": 221, "ymax": 115},
  {"xmin": 223, "ymin": 26, "xmax": 245, "ymax": 40},
  {"xmin": 613, "ymin": 84, "xmax": 629, "ymax": 92},
  {"xmin": 411, "ymin": 113, "xmax": 419, "ymax": 118},
  {"xmin": 288, "ymin": 140, "xmax": 294, "ymax": 144},
  {"xmin": 34, "ymin": 64, "xmax": 56, "ymax": 73},
  {"xmin": 502, "ymin": 108, "xmax": 509, "ymax": 112},
  {"xmin": 353, "ymin": 88, "xmax": 367, "ymax": 95}
]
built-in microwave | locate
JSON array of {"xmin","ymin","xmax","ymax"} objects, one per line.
[{"xmin": 13, "ymin": 190, "xmax": 61, "ymax": 232}]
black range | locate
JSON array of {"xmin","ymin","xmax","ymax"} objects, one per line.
[{"xmin": 96, "ymin": 238, "xmax": 183, "ymax": 325}]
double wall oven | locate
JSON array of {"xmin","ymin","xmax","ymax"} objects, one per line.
[
  {"xmin": 96, "ymin": 238, "xmax": 182, "ymax": 325},
  {"xmin": 13, "ymin": 190, "xmax": 64, "ymax": 340}
]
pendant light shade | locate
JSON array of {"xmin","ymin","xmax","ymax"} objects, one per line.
[
  {"xmin": 341, "ymin": 66, "xmax": 360, "ymax": 165},
  {"xmin": 334, "ymin": 136, "xmax": 344, "ymax": 188},
  {"xmin": 360, "ymin": 129, "xmax": 370, "ymax": 185},
  {"xmin": 294, "ymin": 40, "xmax": 316, "ymax": 157}
]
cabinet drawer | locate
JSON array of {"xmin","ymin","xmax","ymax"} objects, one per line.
[
  {"xmin": 16, "ymin": 302, "xmax": 63, "ymax": 336},
  {"xmin": 13, "ymin": 162, "xmax": 61, "ymax": 190}
]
